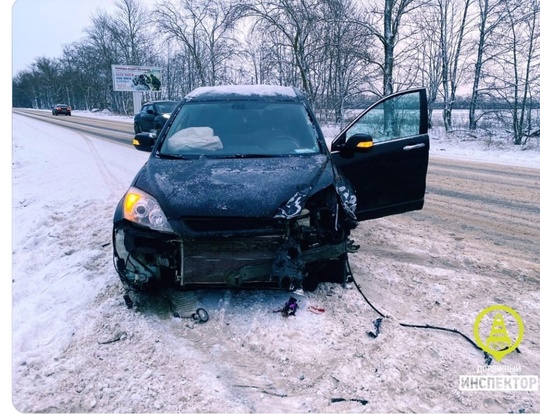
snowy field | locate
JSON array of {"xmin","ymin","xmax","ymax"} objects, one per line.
[{"xmin": 7, "ymin": 109, "xmax": 540, "ymax": 413}]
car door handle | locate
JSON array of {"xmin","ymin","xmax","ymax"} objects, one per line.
[{"xmin": 403, "ymin": 143, "xmax": 426, "ymax": 151}]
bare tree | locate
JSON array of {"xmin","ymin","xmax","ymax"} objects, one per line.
[
  {"xmin": 239, "ymin": 28, "xmax": 277, "ymax": 85},
  {"xmin": 246, "ymin": 0, "xmax": 327, "ymax": 100},
  {"xmin": 437, "ymin": 0, "xmax": 475, "ymax": 131},
  {"xmin": 485, "ymin": 0, "xmax": 540, "ymax": 144},
  {"xmin": 468, "ymin": 0, "xmax": 506, "ymax": 130},
  {"xmin": 154, "ymin": 0, "xmax": 243, "ymax": 87},
  {"xmin": 359, "ymin": 0, "xmax": 428, "ymax": 96},
  {"xmin": 409, "ymin": 3, "xmax": 443, "ymax": 126},
  {"xmin": 243, "ymin": 0, "xmax": 370, "ymax": 123},
  {"xmin": 105, "ymin": 0, "xmax": 154, "ymax": 65},
  {"xmin": 316, "ymin": 0, "xmax": 370, "ymax": 126},
  {"xmin": 13, "ymin": 70, "xmax": 38, "ymax": 108},
  {"xmin": 82, "ymin": 0, "xmax": 158, "ymax": 112}
]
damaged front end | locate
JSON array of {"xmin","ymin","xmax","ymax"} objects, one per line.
[{"xmin": 112, "ymin": 185, "xmax": 356, "ymax": 293}]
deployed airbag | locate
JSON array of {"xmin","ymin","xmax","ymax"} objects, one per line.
[{"xmin": 164, "ymin": 127, "xmax": 223, "ymax": 151}]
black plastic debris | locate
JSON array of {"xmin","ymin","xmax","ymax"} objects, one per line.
[
  {"xmin": 484, "ymin": 352, "xmax": 493, "ymax": 366},
  {"xmin": 367, "ymin": 317, "xmax": 383, "ymax": 338},
  {"xmin": 123, "ymin": 294, "xmax": 134, "ymax": 309},
  {"xmin": 330, "ymin": 398, "xmax": 368, "ymax": 405},
  {"xmin": 280, "ymin": 297, "xmax": 299, "ymax": 317}
]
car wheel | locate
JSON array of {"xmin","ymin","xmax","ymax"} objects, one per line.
[
  {"xmin": 68, "ymin": 113, "xmax": 71, "ymax": 116},
  {"xmin": 134, "ymin": 123, "xmax": 141, "ymax": 133}
]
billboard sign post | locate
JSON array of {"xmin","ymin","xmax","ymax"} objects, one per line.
[{"xmin": 111, "ymin": 65, "xmax": 162, "ymax": 114}]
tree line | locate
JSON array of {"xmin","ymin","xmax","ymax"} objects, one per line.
[{"xmin": 12, "ymin": 0, "xmax": 540, "ymax": 145}]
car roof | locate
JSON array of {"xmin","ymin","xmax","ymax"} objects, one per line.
[
  {"xmin": 143, "ymin": 100, "xmax": 177, "ymax": 105},
  {"xmin": 184, "ymin": 85, "xmax": 304, "ymax": 102}
]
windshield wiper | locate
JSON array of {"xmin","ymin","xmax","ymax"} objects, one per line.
[
  {"xmin": 231, "ymin": 153, "xmax": 280, "ymax": 158},
  {"xmin": 157, "ymin": 152, "xmax": 285, "ymax": 159},
  {"xmin": 156, "ymin": 152, "xmax": 190, "ymax": 159}
]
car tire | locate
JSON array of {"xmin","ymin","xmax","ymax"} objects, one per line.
[{"xmin": 68, "ymin": 113, "xmax": 71, "ymax": 116}]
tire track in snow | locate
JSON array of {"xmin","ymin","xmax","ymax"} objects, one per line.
[{"xmin": 74, "ymin": 130, "xmax": 131, "ymax": 198}]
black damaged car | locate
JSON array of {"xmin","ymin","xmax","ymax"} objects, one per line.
[
  {"xmin": 113, "ymin": 85, "xmax": 429, "ymax": 300},
  {"xmin": 133, "ymin": 100, "xmax": 178, "ymax": 134}
]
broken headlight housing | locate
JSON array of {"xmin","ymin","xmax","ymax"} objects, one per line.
[{"xmin": 123, "ymin": 187, "xmax": 174, "ymax": 233}]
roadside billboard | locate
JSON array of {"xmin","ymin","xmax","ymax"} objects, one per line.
[{"xmin": 111, "ymin": 65, "xmax": 162, "ymax": 92}]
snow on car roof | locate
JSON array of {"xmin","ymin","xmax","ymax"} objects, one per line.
[{"xmin": 185, "ymin": 84, "xmax": 300, "ymax": 101}]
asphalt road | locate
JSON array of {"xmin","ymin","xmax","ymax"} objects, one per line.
[
  {"xmin": 420, "ymin": 156, "xmax": 539, "ymax": 266},
  {"xmin": 12, "ymin": 108, "xmax": 135, "ymax": 146}
]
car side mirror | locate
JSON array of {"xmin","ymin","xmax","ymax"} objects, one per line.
[
  {"xmin": 146, "ymin": 109, "xmax": 155, "ymax": 115},
  {"xmin": 345, "ymin": 133, "xmax": 374, "ymax": 151},
  {"xmin": 336, "ymin": 133, "xmax": 374, "ymax": 157},
  {"xmin": 133, "ymin": 132, "xmax": 156, "ymax": 152}
]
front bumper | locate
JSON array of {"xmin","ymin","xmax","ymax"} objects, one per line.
[{"xmin": 113, "ymin": 219, "xmax": 347, "ymax": 290}]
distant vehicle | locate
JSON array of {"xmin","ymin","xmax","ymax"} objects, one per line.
[
  {"xmin": 52, "ymin": 104, "xmax": 71, "ymax": 116},
  {"xmin": 133, "ymin": 101, "xmax": 178, "ymax": 134},
  {"xmin": 113, "ymin": 84, "xmax": 430, "ymax": 300}
]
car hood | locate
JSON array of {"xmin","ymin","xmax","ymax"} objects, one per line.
[{"xmin": 134, "ymin": 154, "xmax": 334, "ymax": 218}]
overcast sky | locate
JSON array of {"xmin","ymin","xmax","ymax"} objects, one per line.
[{"xmin": 11, "ymin": 0, "xmax": 124, "ymax": 75}]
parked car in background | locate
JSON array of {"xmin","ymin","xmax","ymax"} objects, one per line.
[
  {"xmin": 133, "ymin": 100, "xmax": 178, "ymax": 134},
  {"xmin": 113, "ymin": 85, "xmax": 429, "ymax": 304},
  {"xmin": 52, "ymin": 104, "xmax": 71, "ymax": 116}
]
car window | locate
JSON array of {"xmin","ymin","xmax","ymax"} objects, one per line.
[
  {"xmin": 159, "ymin": 101, "xmax": 321, "ymax": 157},
  {"xmin": 141, "ymin": 104, "xmax": 150, "ymax": 113},
  {"xmin": 155, "ymin": 102, "xmax": 177, "ymax": 113},
  {"xmin": 345, "ymin": 92, "xmax": 421, "ymax": 143}
]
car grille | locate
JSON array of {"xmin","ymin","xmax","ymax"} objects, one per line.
[
  {"xmin": 179, "ymin": 236, "xmax": 282, "ymax": 285},
  {"xmin": 182, "ymin": 217, "xmax": 284, "ymax": 236}
]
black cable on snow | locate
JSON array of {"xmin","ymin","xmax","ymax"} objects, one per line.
[{"xmin": 345, "ymin": 257, "xmax": 506, "ymax": 364}]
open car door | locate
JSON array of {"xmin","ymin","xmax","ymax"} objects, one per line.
[{"xmin": 331, "ymin": 88, "xmax": 429, "ymax": 221}]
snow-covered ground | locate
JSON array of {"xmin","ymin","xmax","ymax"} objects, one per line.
[{"xmin": 8, "ymin": 109, "xmax": 540, "ymax": 413}]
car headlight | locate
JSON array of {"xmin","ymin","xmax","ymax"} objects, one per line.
[{"xmin": 123, "ymin": 187, "xmax": 174, "ymax": 233}]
